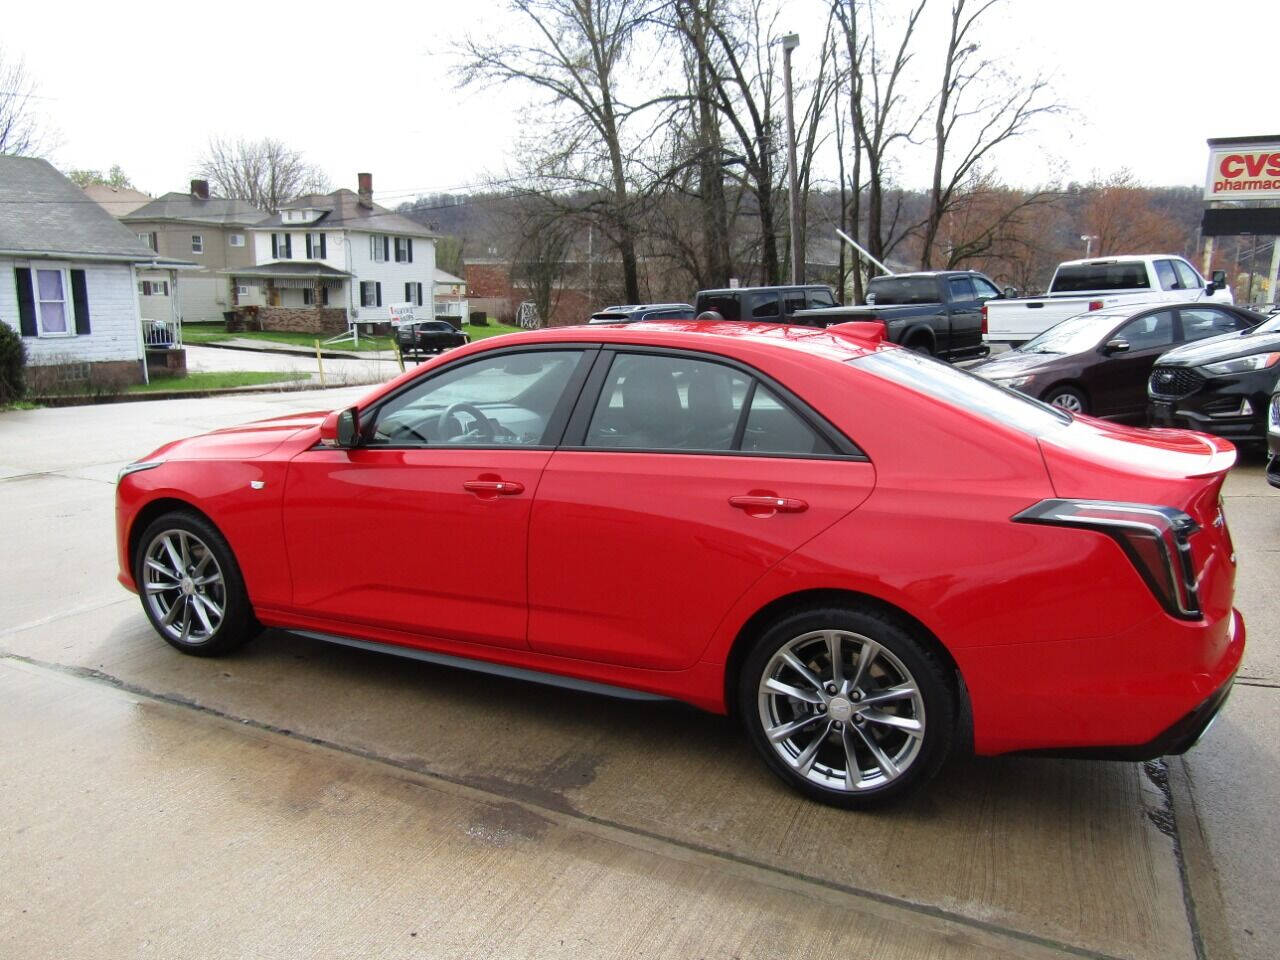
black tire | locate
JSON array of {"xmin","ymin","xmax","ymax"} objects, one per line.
[
  {"xmin": 906, "ymin": 337, "xmax": 934, "ymax": 356},
  {"xmin": 133, "ymin": 510, "xmax": 259, "ymax": 657},
  {"xmin": 1042, "ymin": 384, "xmax": 1088, "ymax": 415},
  {"xmin": 738, "ymin": 604, "xmax": 955, "ymax": 808}
]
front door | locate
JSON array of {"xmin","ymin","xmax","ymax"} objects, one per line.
[
  {"xmin": 527, "ymin": 350, "xmax": 874, "ymax": 670},
  {"xmin": 281, "ymin": 347, "xmax": 590, "ymax": 648},
  {"xmin": 1087, "ymin": 309, "xmax": 1175, "ymax": 419}
]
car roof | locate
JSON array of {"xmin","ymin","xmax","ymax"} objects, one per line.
[
  {"xmin": 464, "ymin": 319, "xmax": 876, "ymax": 361},
  {"xmin": 697, "ymin": 285, "xmax": 830, "ymax": 295}
]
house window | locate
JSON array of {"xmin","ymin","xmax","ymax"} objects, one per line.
[
  {"xmin": 237, "ymin": 285, "xmax": 249, "ymax": 296},
  {"xmin": 306, "ymin": 233, "xmax": 326, "ymax": 259},
  {"xmin": 394, "ymin": 237, "xmax": 414, "ymax": 263},
  {"xmin": 371, "ymin": 235, "xmax": 388, "ymax": 262},
  {"xmin": 35, "ymin": 269, "xmax": 70, "ymax": 335},
  {"xmin": 229, "ymin": 234, "xmax": 245, "ymax": 247},
  {"xmin": 272, "ymin": 233, "xmax": 293, "ymax": 259},
  {"xmin": 303, "ymin": 288, "xmax": 314, "ymax": 306},
  {"xmin": 137, "ymin": 232, "xmax": 157, "ymax": 251},
  {"xmin": 360, "ymin": 281, "xmax": 382, "ymax": 307},
  {"xmin": 138, "ymin": 280, "xmax": 169, "ymax": 296},
  {"xmin": 404, "ymin": 281, "xmax": 425, "ymax": 306},
  {"xmin": 191, "ymin": 234, "xmax": 204, "ymax": 254}
]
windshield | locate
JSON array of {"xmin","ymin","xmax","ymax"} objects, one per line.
[
  {"xmin": 850, "ymin": 349, "xmax": 1070, "ymax": 437},
  {"xmin": 1251, "ymin": 312, "xmax": 1280, "ymax": 335},
  {"xmin": 865, "ymin": 277, "xmax": 939, "ymax": 305},
  {"xmin": 1019, "ymin": 313, "xmax": 1122, "ymax": 354},
  {"xmin": 1050, "ymin": 262, "xmax": 1150, "ymax": 292}
]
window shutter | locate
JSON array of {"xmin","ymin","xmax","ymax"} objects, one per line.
[
  {"xmin": 417, "ymin": 282, "xmax": 423, "ymax": 306},
  {"xmin": 407, "ymin": 238, "xmax": 413, "ymax": 263},
  {"xmin": 70, "ymin": 269, "xmax": 91, "ymax": 335},
  {"xmin": 383, "ymin": 236, "xmax": 390, "ymax": 262},
  {"xmin": 272, "ymin": 234, "xmax": 279, "ymax": 258},
  {"xmin": 150, "ymin": 232, "xmax": 158, "ymax": 252},
  {"xmin": 284, "ymin": 234, "xmax": 292, "ymax": 258},
  {"xmin": 375, "ymin": 282, "xmax": 382, "ymax": 307},
  {"xmin": 14, "ymin": 268, "xmax": 36, "ymax": 337},
  {"xmin": 319, "ymin": 233, "xmax": 327, "ymax": 258},
  {"xmin": 306, "ymin": 234, "xmax": 313, "ymax": 259},
  {"xmin": 405, "ymin": 281, "xmax": 411, "ymax": 303}
]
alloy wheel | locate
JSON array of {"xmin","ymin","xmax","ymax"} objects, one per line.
[
  {"xmin": 757, "ymin": 629, "xmax": 926, "ymax": 792},
  {"xmin": 141, "ymin": 528, "xmax": 227, "ymax": 645},
  {"xmin": 1048, "ymin": 392, "xmax": 1083, "ymax": 413}
]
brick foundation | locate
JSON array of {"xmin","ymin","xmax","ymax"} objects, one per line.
[
  {"xmin": 254, "ymin": 307, "xmax": 349, "ymax": 335},
  {"xmin": 26, "ymin": 358, "xmax": 145, "ymax": 394},
  {"xmin": 146, "ymin": 348, "xmax": 187, "ymax": 379}
]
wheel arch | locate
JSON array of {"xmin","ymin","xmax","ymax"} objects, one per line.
[
  {"xmin": 722, "ymin": 587, "xmax": 967, "ymax": 725},
  {"xmin": 1040, "ymin": 379, "xmax": 1090, "ymax": 408},
  {"xmin": 127, "ymin": 497, "xmax": 223, "ymax": 572},
  {"xmin": 899, "ymin": 324, "xmax": 936, "ymax": 351}
]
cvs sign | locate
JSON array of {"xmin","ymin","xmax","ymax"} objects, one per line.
[{"xmin": 1205, "ymin": 138, "xmax": 1280, "ymax": 201}]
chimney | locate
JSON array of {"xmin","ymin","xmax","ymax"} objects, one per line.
[
  {"xmin": 357, "ymin": 172, "xmax": 373, "ymax": 208},
  {"xmin": 190, "ymin": 179, "xmax": 210, "ymax": 200}
]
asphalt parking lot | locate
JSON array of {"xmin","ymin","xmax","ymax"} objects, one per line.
[{"xmin": 1, "ymin": 387, "xmax": 1276, "ymax": 959}]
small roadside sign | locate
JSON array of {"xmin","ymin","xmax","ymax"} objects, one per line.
[{"xmin": 389, "ymin": 302, "xmax": 416, "ymax": 326}]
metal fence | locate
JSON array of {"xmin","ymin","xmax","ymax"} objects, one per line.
[{"xmin": 143, "ymin": 319, "xmax": 182, "ymax": 349}]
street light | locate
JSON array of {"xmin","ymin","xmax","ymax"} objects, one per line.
[
  {"xmin": 782, "ymin": 33, "xmax": 801, "ymax": 285},
  {"xmin": 1081, "ymin": 234, "xmax": 1099, "ymax": 258}
]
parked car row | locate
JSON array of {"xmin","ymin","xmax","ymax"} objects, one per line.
[{"xmin": 970, "ymin": 302, "xmax": 1278, "ymax": 446}]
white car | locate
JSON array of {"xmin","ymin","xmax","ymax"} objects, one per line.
[{"xmin": 984, "ymin": 255, "xmax": 1232, "ymax": 346}]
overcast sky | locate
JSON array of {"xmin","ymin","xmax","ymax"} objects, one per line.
[{"xmin": 9, "ymin": 0, "xmax": 1259, "ymax": 204}]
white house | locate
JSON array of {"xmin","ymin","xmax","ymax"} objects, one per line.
[
  {"xmin": 228, "ymin": 173, "xmax": 437, "ymax": 335},
  {"xmin": 1, "ymin": 156, "xmax": 162, "ymax": 388}
]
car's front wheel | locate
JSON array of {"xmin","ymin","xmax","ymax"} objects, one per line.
[
  {"xmin": 134, "ymin": 511, "xmax": 258, "ymax": 656},
  {"xmin": 1043, "ymin": 385, "xmax": 1088, "ymax": 414},
  {"xmin": 738, "ymin": 605, "xmax": 955, "ymax": 807}
]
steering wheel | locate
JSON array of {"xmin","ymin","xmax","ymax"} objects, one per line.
[{"xmin": 438, "ymin": 402, "xmax": 495, "ymax": 442}]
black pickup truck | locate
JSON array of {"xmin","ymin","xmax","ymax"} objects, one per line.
[{"xmin": 796, "ymin": 270, "xmax": 1010, "ymax": 362}]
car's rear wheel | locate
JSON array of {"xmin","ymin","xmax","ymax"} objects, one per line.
[
  {"xmin": 738, "ymin": 605, "xmax": 955, "ymax": 807},
  {"xmin": 134, "ymin": 511, "xmax": 258, "ymax": 657},
  {"xmin": 1043, "ymin": 384, "xmax": 1087, "ymax": 414}
]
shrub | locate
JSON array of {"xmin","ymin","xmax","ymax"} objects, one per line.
[{"xmin": 0, "ymin": 323, "xmax": 26, "ymax": 404}]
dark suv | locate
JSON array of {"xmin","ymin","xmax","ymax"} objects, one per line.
[
  {"xmin": 588, "ymin": 303, "xmax": 695, "ymax": 324},
  {"xmin": 395, "ymin": 319, "xmax": 470, "ymax": 359},
  {"xmin": 694, "ymin": 285, "xmax": 839, "ymax": 324}
]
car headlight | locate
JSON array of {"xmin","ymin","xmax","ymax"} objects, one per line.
[
  {"xmin": 117, "ymin": 461, "xmax": 164, "ymax": 483},
  {"xmin": 992, "ymin": 375, "xmax": 1034, "ymax": 388},
  {"xmin": 1201, "ymin": 352, "xmax": 1280, "ymax": 376}
]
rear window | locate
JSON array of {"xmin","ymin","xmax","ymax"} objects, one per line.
[
  {"xmin": 697, "ymin": 294, "xmax": 741, "ymax": 321},
  {"xmin": 865, "ymin": 277, "xmax": 940, "ymax": 305},
  {"xmin": 1051, "ymin": 262, "xmax": 1151, "ymax": 292},
  {"xmin": 850, "ymin": 349, "xmax": 1070, "ymax": 436}
]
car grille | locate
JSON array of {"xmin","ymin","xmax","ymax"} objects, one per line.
[{"xmin": 1149, "ymin": 366, "xmax": 1204, "ymax": 399}]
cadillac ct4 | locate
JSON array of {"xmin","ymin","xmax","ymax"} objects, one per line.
[{"xmin": 116, "ymin": 320, "xmax": 1245, "ymax": 806}]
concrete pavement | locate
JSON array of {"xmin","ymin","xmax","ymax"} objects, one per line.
[
  {"xmin": 183, "ymin": 343, "xmax": 401, "ymax": 387},
  {"xmin": 0, "ymin": 386, "xmax": 1274, "ymax": 959}
]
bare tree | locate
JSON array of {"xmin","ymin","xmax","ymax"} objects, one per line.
[
  {"xmin": 459, "ymin": 0, "xmax": 664, "ymax": 304},
  {"xmin": 834, "ymin": 0, "xmax": 930, "ymax": 274},
  {"xmin": 196, "ymin": 137, "xmax": 329, "ymax": 213},
  {"xmin": 920, "ymin": 0, "xmax": 1060, "ymax": 267},
  {"xmin": 511, "ymin": 199, "xmax": 577, "ymax": 327},
  {"xmin": 0, "ymin": 47, "xmax": 54, "ymax": 157}
]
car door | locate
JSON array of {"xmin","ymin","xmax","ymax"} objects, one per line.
[
  {"xmin": 526, "ymin": 349, "xmax": 875, "ymax": 671},
  {"xmin": 281, "ymin": 347, "xmax": 593, "ymax": 649},
  {"xmin": 944, "ymin": 276, "xmax": 982, "ymax": 357},
  {"xmin": 1088, "ymin": 309, "xmax": 1175, "ymax": 419}
]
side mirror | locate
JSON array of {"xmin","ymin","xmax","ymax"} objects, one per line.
[
  {"xmin": 1103, "ymin": 338, "xmax": 1130, "ymax": 355},
  {"xmin": 320, "ymin": 407, "xmax": 359, "ymax": 448},
  {"xmin": 1207, "ymin": 269, "xmax": 1227, "ymax": 293},
  {"xmin": 1002, "ymin": 286, "xmax": 1018, "ymax": 299}
]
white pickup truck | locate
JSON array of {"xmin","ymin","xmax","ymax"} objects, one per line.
[{"xmin": 983, "ymin": 255, "xmax": 1232, "ymax": 346}]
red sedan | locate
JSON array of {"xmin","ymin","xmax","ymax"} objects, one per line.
[{"xmin": 116, "ymin": 321, "xmax": 1244, "ymax": 806}]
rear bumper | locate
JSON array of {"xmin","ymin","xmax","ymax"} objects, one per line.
[{"xmin": 962, "ymin": 608, "xmax": 1246, "ymax": 756}]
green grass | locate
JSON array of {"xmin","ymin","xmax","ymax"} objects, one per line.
[
  {"xmin": 182, "ymin": 320, "xmax": 523, "ymax": 350},
  {"xmin": 127, "ymin": 371, "xmax": 310, "ymax": 393},
  {"xmin": 465, "ymin": 322, "xmax": 523, "ymax": 340}
]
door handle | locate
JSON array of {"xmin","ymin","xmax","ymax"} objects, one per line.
[
  {"xmin": 463, "ymin": 479, "xmax": 525, "ymax": 496},
  {"xmin": 729, "ymin": 494, "xmax": 808, "ymax": 515}
]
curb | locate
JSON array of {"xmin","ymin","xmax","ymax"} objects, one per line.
[
  {"xmin": 27, "ymin": 381, "xmax": 376, "ymax": 407},
  {"xmin": 190, "ymin": 340, "xmax": 397, "ymax": 361}
]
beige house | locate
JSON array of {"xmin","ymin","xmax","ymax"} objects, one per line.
[
  {"xmin": 81, "ymin": 183, "xmax": 153, "ymax": 218},
  {"xmin": 122, "ymin": 180, "xmax": 266, "ymax": 322}
]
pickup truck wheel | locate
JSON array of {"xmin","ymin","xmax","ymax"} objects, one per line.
[
  {"xmin": 739, "ymin": 605, "xmax": 955, "ymax": 807},
  {"xmin": 1043, "ymin": 385, "xmax": 1088, "ymax": 414},
  {"xmin": 906, "ymin": 338, "xmax": 934, "ymax": 356}
]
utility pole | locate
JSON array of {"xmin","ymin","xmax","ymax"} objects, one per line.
[{"xmin": 782, "ymin": 33, "xmax": 801, "ymax": 285}]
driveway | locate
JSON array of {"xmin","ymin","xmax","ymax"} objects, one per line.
[
  {"xmin": 184, "ymin": 343, "xmax": 401, "ymax": 387},
  {"xmin": 0, "ymin": 388, "xmax": 1273, "ymax": 959}
]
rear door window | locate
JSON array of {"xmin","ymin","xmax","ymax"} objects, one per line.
[
  {"xmin": 1179, "ymin": 307, "xmax": 1250, "ymax": 341},
  {"xmin": 806, "ymin": 288, "xmax": 836, "ymax": 308},
  {"xmin": 947, "ymin": 276, "xmax": 976, "ymax": 302},
  {"xmin": 741, "ymin": 386, "xmax": 835, "ymax": 456},
  {"xmin": 782, "ymin": 290, "xmax": 807, "ymax": 315},
  {"xmin": 1154, "ymin": 260, "xmax": 1181, "ymax": 291},
  {"xmin": 748, "ymin": 291, "xmax": 781, "ymax": 319}
]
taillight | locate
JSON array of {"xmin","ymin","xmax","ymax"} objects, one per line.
[
  {"xmin": 981, "ymin": 304, "xmax": 988, "ymax": 334},
  {"xmin": 1088, "ymin": 300, "xmax": 1104, "ymax": 311},
  {"xmin": 1014, "ymin": 499, "xmax": 1202, "ymax": 619}
]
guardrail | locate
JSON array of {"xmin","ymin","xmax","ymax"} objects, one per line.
[{"xmin": 143, "ymin": 318, "xmax": 182, "ymax": 349}]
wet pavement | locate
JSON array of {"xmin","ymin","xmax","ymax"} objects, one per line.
[{"xmin": 1, "ymin": 388, "xmax": 1275, "ymax": 959}]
